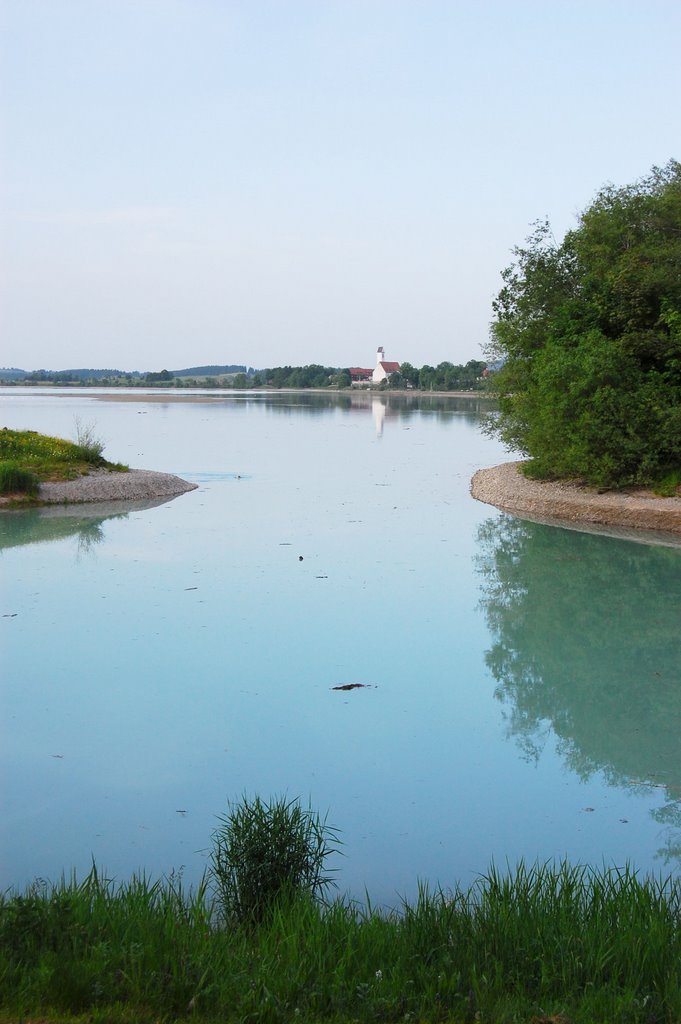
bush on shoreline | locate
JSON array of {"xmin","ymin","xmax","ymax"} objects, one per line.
[{"xmin": 488, "ymin": 160, "xmax": 681, "ymax": 489}]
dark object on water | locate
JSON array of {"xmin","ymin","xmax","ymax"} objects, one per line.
[
  {"xmin": 299, "ymin": 555, "xmax": 303, "ymax": 561},
  {"xmin": 331, "ymin": 683, "xmax": 370, "ymax": 691}
]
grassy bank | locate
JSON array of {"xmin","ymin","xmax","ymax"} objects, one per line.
[
  {"xmin": 2, "ymin": 861, "xmax": 681, "ymax": 1023},
  {"xmin": 0, "ymin": 426, "xmax": 127, "ymax": 503}
]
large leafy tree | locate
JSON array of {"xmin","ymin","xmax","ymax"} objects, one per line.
[{"xmin": 488, "ymin": 160, "xmax": 681, "ymax": 488}]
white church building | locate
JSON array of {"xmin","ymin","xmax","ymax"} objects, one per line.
[
  {"xmin": 349, "ymin": 348, "xmax": 401, "ymax": 385},
  {"xmin": 372, "ymin": 347, "xmax": 401, "ymax": 383}
]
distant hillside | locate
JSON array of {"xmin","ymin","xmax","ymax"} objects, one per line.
[
  {"xmin": 0, "ymin": 368, "xmax": 27, "ymax": 380},
  {"xmin": 171, "ymin": 364, "xmax": 250, "ymax": 376}
]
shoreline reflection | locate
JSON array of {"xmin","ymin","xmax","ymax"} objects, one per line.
[
  {"xmin": 0, "ymin": 496, "xmax": 176, "ymax": 553},
  {"xmin": 476, "ymin": 515, "xmax": 681, "ymax": 865}
]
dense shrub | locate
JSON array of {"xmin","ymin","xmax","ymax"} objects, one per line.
[{"xmin": 488, "ymin": 160, "xmax": 681, "ymax": 488}]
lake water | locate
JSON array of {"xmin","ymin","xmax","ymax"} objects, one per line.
[{"xmin": 2, "ymin": 388, "xmax": 681, "ymax": 905}]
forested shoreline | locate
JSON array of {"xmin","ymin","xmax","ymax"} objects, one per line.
[{"xmin": 0, "ymin": 358, "xmax": 488, "ymax": 392}]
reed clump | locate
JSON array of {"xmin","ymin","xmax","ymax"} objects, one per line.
[
  {"xmin": 0, "ymin": 459, "xmax": 39, "ymax": 496},
  {"xmin": 2, "ymin": 860, "xmax": 681, "ymax": 1023},
  {"xmin": 209, "ymin": 794, "xmax": 340, "ymax": 925}
]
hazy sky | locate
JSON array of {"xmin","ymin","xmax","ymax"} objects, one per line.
[{"xmin": 1, "ymin": 0, "xmax": 679, "ymax": 372}]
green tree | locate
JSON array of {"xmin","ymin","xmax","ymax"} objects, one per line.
[
  {"xmin": 488, "ymin": 160, "xmax": 681, "ymax": 488},
  {"xmin": 419, "ymin": 364, "xmax": 436, "ymax": 390},
  {"xmin": 145, "ymin": 369, "xmax": 174, "ymax": 383},
  {"xmin": 399, "ymin": 361, "xmax": 420, "ymax": 387},
  {"xmin": 331, "ymin": 369, "xmax": 352, "ymax": 388}
]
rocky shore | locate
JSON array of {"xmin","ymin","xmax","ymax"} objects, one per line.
[
  {"xmin": 471, "ymin": 461, "xmax": 681, "ymax": 536},
  {"xmin": 37, "ymin": 468, "xmax": 197, "ymax": 505}
]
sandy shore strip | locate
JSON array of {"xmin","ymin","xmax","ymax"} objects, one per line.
[
  {"xmin": 37, "ymin": 468, "xmax": 198, "ymax": 505},
  {"xmin": 471, "ymin": 461, "xmax": 681, "ymax": 535}
]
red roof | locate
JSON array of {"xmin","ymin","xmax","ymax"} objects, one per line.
[
  {"xmin": 379, "ymin": 361, "xmax": 400, "ymax": 373},
  {"xmin": 349, "ymin": 367, "xmax": 373, "ymax": 379}
]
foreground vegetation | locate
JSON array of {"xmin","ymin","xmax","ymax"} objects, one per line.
[
  {"xmin": 489, "ymin": 159, "xmax": 681, "ymax": 490},
  {"xmin": 0, "ymin": 425, "xmax": 126, "ymax": 499},
  {"xmin": 4, "ymin": 862, "xmax": 681, "ymax": 1023},
  {"xmin": 3, "ymin": 795, "xmax": 681, "ymax": 1023}
]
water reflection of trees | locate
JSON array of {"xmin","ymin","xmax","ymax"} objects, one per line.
[
  {"xmin": 237, "ymin": 391, "xmax": 495, "ymax": 424},
  {"xmin": 0, "ymin": 497, "xmax": 173, "ymax": 554},
  {"xmin": 476, "ymin": 515, "xmax": 681, "ymax": 863}
]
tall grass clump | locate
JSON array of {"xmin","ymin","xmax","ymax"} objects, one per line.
[
  {"xmin": 209, "ymin": 794, "xmax": 340, "ymax": 925},
  {"xmin": 73, "ymin": 416, "xmax": 106, "ymax": 463},
  {"xmin": 0, "ymin": 460, "xmax": 39, "ymax": 495}
]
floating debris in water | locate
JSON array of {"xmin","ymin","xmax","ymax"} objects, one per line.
[{"xmin": 331, "ymin": 683, "xmax": 372, "ymax": 691}]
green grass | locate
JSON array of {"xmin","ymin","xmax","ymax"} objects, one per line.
[
  {"xmin": 2, "ymin": 860, "xmax": 681, "ymax": 1023},
  {"xmin": 0, "ymin": 460, "xmax": 39, "ymax": 496},
  {"xmin": 0, "ymin": 427, "xmax": 127, "ymax": 499},
  {"xmin": 654, "ymin": 470, "xmax": 681, "ymax": 497}
]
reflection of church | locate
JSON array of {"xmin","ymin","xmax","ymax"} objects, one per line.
[
  {"xmin": 349, "ymin": 347, "xmax": 401, "ymax": 385},
  {"xmin": 372, "ymin": 398, "xmax": 386, "ymax": 438}
]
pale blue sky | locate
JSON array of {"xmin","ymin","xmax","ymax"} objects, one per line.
[{"xmin": 1, "ymin": 0, "xmax": 679, "ymax": 371}]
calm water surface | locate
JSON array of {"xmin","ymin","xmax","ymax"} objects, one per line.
[{"xmin": 2, "ymin": 388, "xmax": 681, "ymax": 904}]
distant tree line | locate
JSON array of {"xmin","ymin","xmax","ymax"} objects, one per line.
[
  {"xmin": 230, "ymin": 360, "xmax": 487, "ymax": 391},
  {"xmin": 230, "ymin": 365, "xmax": 349, "ymax": 389},
  {"xmin": 5, "ymin": 364, "xmax": 250, "ymax": 385},
  {"xmin": 3, "ymin": 360, "xmax": 488, "ymax": 391},
  {"xmin": 395, "ymin": 360, "xmax": 487, "ymax": 391},
  {"xmin": 22, "ymin": 368, "xmax": 140, "ymax": 383}
]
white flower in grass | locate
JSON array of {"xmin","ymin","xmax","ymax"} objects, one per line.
[{"xmin": 375, "ymin": 969, "xmax": 383, "ymax": 981}]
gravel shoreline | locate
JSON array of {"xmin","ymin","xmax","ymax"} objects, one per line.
[
  {"xmin": 36, "ymin": 468, "xmax": 198, "ymax": 505},
  {"xmin": 471, "ymin": 461, "xmax": 681, "ymax": 536}
]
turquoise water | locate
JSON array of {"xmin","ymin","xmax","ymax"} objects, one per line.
[{"xmin": 2, "ymin": 389, "xmax": 681, "ymax": 904}]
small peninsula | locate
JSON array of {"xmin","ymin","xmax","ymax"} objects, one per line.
[{"xmin": 0, "ymin": 427, "xmax": 196, "ymax": 507}]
